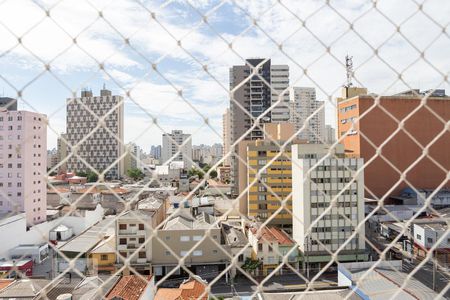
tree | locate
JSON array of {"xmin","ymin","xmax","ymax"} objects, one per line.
[
  {"xmin": 127, "ymin": 168, "xmax": 144, "ymax": 181},
  {"xmin": 210, "ymin": 170, "xmax": 218, "ymax": 179},
  {"xmin": 77, "ymin": 170, "xmax": 98, "ymax": 182},
  {"xmin": 188, "ymin": 168, "xmax": 204, "ymax": 179}
]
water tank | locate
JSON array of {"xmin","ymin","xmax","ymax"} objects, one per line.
[{"xmin": 56, "ymin": 294, "xmax": 72, "ymax": 300}]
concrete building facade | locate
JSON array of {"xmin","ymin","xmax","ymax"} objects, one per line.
[
  {"xmin": 289, "ymin": 87, "xmax": 325, "ymax": 143},
  {"xmin": 0, "ymin": 110, "xmax": 47, "ymax": 225},
  {"xmin": 229, "ymin": 59, "xmax": 290, "ymax": 195},
  {"xmin": 161, "ymin": 130, "xmax": 192, "ymax": 170},
  {"xmin": 66, "ymin": 88, "xmax": 124, "ymax": 179},
  {"xmin": 291, "ymin": 144, "xmax": 367, "ymax": 268},
  {"xmin": 337, "ymin": 90, "xmax": 450, "ymax": 199},
  {"xmin": 222, "ymin": 108, "xmax": 231, "ymax": 166}
]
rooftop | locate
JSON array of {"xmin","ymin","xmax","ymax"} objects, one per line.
[
  {"xmin": 338, "ymin": 261, "xmax": 439, "ymax": 300},
  {"xmin": 106, "ymin": 275, "xmax": 151, "ymax": 300},
  {"xmin": 164, "ymin": 212, "xmax": 217, "ymax": 230},
  {"xmin": 257, "ymin": 289, "xmax": 362, "ymax": 300},
  {"xmin": 58, "ymin": 217, "xmax": 115, "ymax": 253},
  {"xmin": 0, "ymin": 279, "xmax": 51, "ymax": 299},
  {"xmin": 251, "ymin": 226, "xmax": 294, "ymax": 246},
  {"xmin": 155, "ymin": 277, "xmax": 207, "ymax": 300}
]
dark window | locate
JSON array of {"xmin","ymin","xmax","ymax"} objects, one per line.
[
  {"xmin": 138, "ymin": 252, "xmax": 146, "ymax": 258},
  {"xmin": 139, "ymin": 224, "xmax": 144, "ymax": 230},
  {"xmin": 119, "ymin": 224, "xmax": 126, "ymax": 230},
  {"xmin": 119, "ymin": 238, "xmax": 126, "ymax": 245}
]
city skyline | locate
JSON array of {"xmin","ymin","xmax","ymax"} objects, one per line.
[{"xmin": 1, "ymin": 1, "xmax": 448, "ymax": 150}]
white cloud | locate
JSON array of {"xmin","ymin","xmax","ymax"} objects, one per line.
[{"xmin": 1, "ymin": 0, "xmax": 449, "ymax": 150}]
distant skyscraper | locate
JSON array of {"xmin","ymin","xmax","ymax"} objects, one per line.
[
  {"xmin": 0, "ymin": 97, "xmax": 17, "ymax": 111},
  {"xmin": 325, "ymin": 125, "xmax": 336, "ymax": 144},
  {"xmin": 150, "ymin": 145, "xmax": 162, "ymax": 160},
  {"xmin": 124, "ymin": 142, "xmax": 142, "ymax": 172},
  {"xmin": 229, "ymin": 59, "xmax": 290, "ymax": 194},
  {"xmin": 290, "ymin": 87, "xmax": 325, "ymax": 143},
  {"xmin": 161, "ymin": 130, "xmax": 192, "ymax": 169},
  {"xmin": 0, "ymin": 110, "xmax": 47, "ymax": 225},
  {"xmin": 222, "ymin": 108, "xmax": 231, "ymax": 166},
  {"xmin": 66, "ymin": 88, "xmax": 124, "ymax": 179}
]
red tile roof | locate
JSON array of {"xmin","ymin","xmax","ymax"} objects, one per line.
[
  {"xmin": 106, "ymin": 275, "xmax": 150, "ymax": 300},
  {"xmin": 155, "ymin": 278, "xmax": 207, "ymax": 300},
  {"xmin": 253, "ymin": 226, "xmax": 294, "ymax": 246}
]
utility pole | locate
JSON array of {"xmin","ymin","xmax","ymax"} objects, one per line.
[{"xmin": 432, "ymin": 230, "xmax": 438, "ymax": 291}]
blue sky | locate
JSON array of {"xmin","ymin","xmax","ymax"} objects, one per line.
[{"xmin": 0, "ymin": 0, "xmax": 449, "ymax": 150}]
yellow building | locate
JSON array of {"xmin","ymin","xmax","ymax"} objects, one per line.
[
  {"xmin": 247, "ymin": 140, "xmax": 293, "ymax": 227},
  {"xmin": 88, "ymin": 236, "xmax": 116, "ymax": 274}
]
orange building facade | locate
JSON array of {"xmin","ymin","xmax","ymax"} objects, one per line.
[{"xmin": 338, "ymin": 94, "xmax": 450, "ymax": 200}]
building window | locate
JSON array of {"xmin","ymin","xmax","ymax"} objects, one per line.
[
  {"xmin": 138, "ymin": 224, "xmax": 144, "ymax": 230},
  {"xmin": 427, "ymin": 238, "xmax": 433, "ymax": 243},
  {"xmin": 193, "ymin": 235, "xmax": 202, "ymax": 241},
  {"xmin": 180, "ymin": 251, "xmax": 188, "ymax": 256},
  {"xmin": 238, "ymin": 254, "xmax": 244, "ymax": 262},
  {"xmin": 101, "ymin": 255, "xmax": 108, "ymax": 261},
  {"xmin": 416, "ymin": 234, "xmax": 422, "ymax": 240},
  {"xmin": 119, "ymin": 224, "xmax": 127, "ymax": 230},
  {"xmin": 138, "ymin": 252, "xmax": 146, "ymax": 258},
  {"xmin": 119, "ymin": 238, "xmax": 126, "ymax": 245},
  {"xmin": 212, "ymin": 250, "xmax": 218, "ymax": 254},
  {"xmin": 258, "ymin": 244, "xmax": 263, "ymax": 251},
  {"xmin": 180, "ymin": 236, "xmax": 190, "ymax": 242},
  {"xmin": 193, "ymin": 250, "xmax": 203, "ymax": 256},
  {"xmin": 138, "ymin": 238, "xmax": 145, "ymax": 243}
]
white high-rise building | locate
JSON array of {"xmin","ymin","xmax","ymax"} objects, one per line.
[
  {"xmin": 161, "ymin": 130, "xmax": 192, "ymax": 169},
  {"xmin": 222, "ymin": 108, "xmax": 231, "ymax": 166},
  {"xmin": 325, "ymin": 125, "xmax": 336, "ymax": 144},
  {"xmin": 0, "ymin": 110, "xmax": 47, "ymax": 226},
  {"xmin": 66, "ymin": 88, "xmax": 124, "ymax": 179},
  {"xmin": 291, "ymin": 144, "xmax": 367, "ymax": 269},
  {"xmin": 270, "ymin": 64, "xmax": 290, "ymax": 122},
  {"xmin": 290, "ymin": 87, "xmax": 325, "ymax": 143}
]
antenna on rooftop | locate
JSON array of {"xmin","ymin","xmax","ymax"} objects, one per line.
[{"xmin": 344, "ymin": 55, "xmax": 354, "ymax": 88}]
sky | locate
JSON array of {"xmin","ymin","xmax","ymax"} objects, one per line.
[{"xmin": 0, "ymin": 0, "xmax": 449, "ymax": 151}]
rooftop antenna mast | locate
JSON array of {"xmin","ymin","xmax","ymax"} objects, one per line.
[{"xmin": 345, "ymin": 55, "xmax": 354, "ymax": 88}]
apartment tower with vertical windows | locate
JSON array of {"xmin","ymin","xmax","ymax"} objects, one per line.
[
  {"xmin": 0, "ymin": 109, "xmax": 47, "ymax": 225},
  {"xmin": 66, "ymin": 88, "xmax": 124, "ymax": 179}
]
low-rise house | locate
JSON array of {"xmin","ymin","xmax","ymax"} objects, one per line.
[
  {"xmin": 152, "ymin": 212, "xmax": 230, "ymax": 281},
  {"xmin": 106, "ymin": 275, "xmax": 154, "ymax": 300},
  {"xmin": 221, "ymin": 222, "xmax": 251, "ymax": 278},
  {"xmin": 155, "ymin": 277, "xmax": 207, "ymax": 300},
  {"xmin": 88, "ymin": 236, "xmax": 116, "ymax": 275},
  {"xmin": 116, "ymin": 210, "xmax": 155, "ymax": 275},
  {"xmin": 413, "ymin": 221, "xmax": 450, "ymax": 267},
  {"xmin": 56, "ymin": 217, "xmax": 115, "ymax": 275},
  {"xmin": 0, "ymin": 279, "xmax": 50, "ymax": 299},
  {"xmin": 247, "ymin": 225, "xmax": 299, "ymax": 276},
  {"xmin": 9, "ymin": 244, "xmax": 49, "ymax": 264}
]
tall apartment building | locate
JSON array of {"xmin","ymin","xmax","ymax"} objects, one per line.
[
  {"xmin": 0, "ymin": 110, "xmax": 47, "ymax": 226},
  {"xmin": 337, "ymin": 89, "xmax": 450, "ymax": 199},
  {"xmin": 229, "ymin": 59, "xmax": 289, "ymax": 194},
  {"xmin": 124, "ymin": 142, "xmax": 142, "ymax": 172},
  {"xmin": 56, "ymin": 133, "xmax": 68, "ymax": 172},
  {"xmin": 325, "ymin": 125, "xmax": 336, "ymax": 144},
  {"xmin": 289, "ymin": 87, "xmax": 325, "ymax": 143},
  {"xmin": 291, "ymin": 144, "xmax": 367, "ymax": 269},
  {"xmin": 150, "ymin": 145, "xmax": 161, "ymax": 160},
  {"xmin": 161, "ymin": 130, "xmax": 192, "ymax": 169},
  {"xmin": 66, "ymin": 88, "xmax": 124, "ymax": 180},
  {"xmin": 245, "ymin": 140, "xmax": 293, "ymax": 227},
  {"xmin": 222, "ymin": 108, "xmax": 231, "ymax": 166},
  {"xmin": 237, "ymin": 123, "xmax": 300, "ymax": 227}
]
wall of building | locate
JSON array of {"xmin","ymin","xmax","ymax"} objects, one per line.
[{"xmin": 338, "ymin": 96, "xmax": 450, "ymax": 198}]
